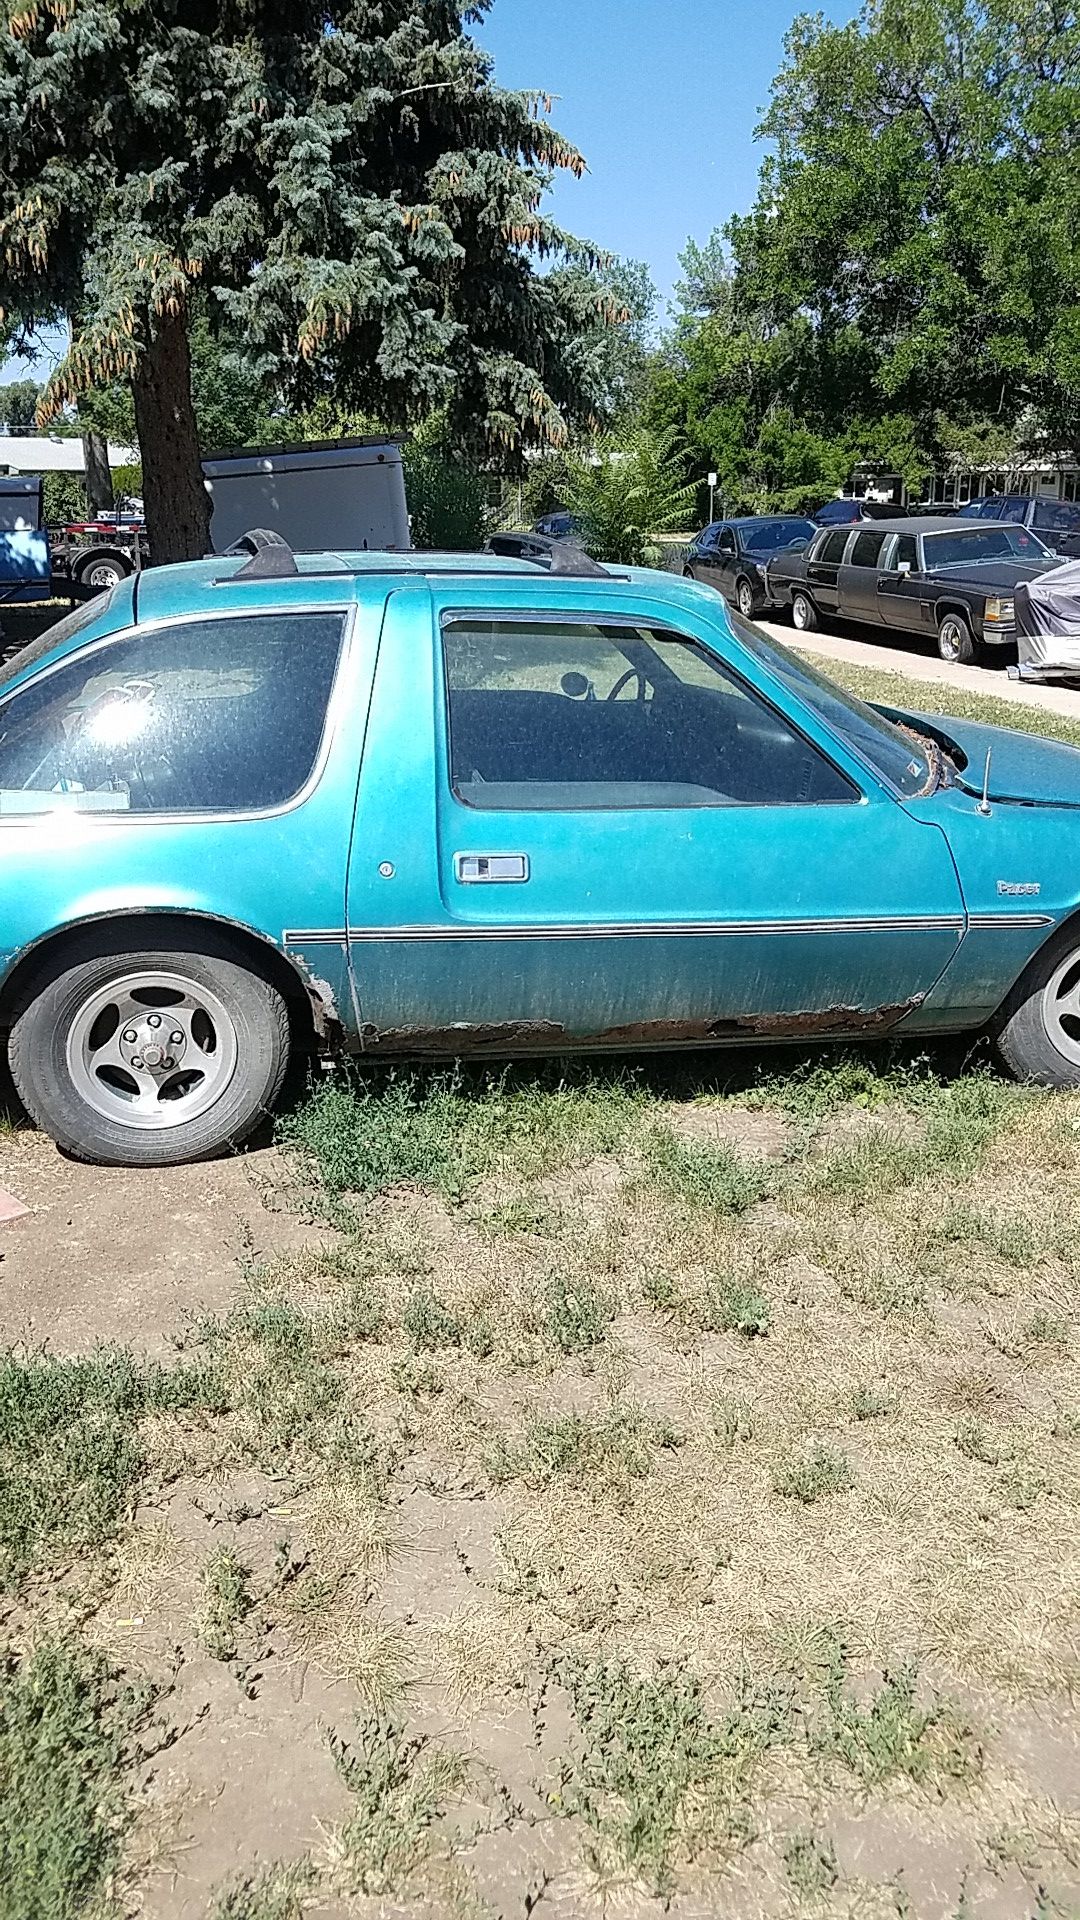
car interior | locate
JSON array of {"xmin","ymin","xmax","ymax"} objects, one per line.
[{"xmin": 445, "ymin": 626, "xmax": 856, "ymax": 809}]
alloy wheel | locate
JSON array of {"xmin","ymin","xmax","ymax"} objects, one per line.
[
  {"xmin": 66, "ymin": 969, "xmax": 239, "ymax": 1130},
  {"xmin": 1042, "ymin": 951, "xmax": 1080, "ymax": 1066}
]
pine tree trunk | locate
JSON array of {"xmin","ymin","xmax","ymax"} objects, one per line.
[{"xmin": 131, "ymin": 310, "xmax": 210, "ymax": 564}]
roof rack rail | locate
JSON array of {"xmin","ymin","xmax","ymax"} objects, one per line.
[
  {"xmin": 221, "ymin": 528, "xmax": 299, "ymax": 579},
  {"xmin": 484, "ymin": 531, "xmax": 609, "ymax": 577}
]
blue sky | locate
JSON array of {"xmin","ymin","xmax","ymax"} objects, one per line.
[
  {"xmin": 3, "ymin": 0, "xmax": 858, "ymax": 378},
  {"xmin": 476, "ymin": 0, "xmax": 858, "ymax": 312}
]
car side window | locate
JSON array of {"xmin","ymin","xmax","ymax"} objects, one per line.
[
  {"xmin": 0, "ymin": 611, "xmax": 346, "ymax": 816},
  {"xmin": 883, "ymin": 535, "xmax": 918, "ymax": 571},
  {"xmin": 849, "ymin": 531, "xmax": 887, "ymax": 568},
  {"xmin": 717, "ymin": 529, "xmax": 737, "ymax": 556},
  {"xmin": 440, "ymin": 617, "xmax": 857, "ymax": 811},
  {"xmin": 818, "ymin": 531, "xmax": 850, "ymax": 564}
]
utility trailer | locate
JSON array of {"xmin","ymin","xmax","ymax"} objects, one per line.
[{"xmin": 202, "ymin": 437, "xmax": 410, "ymax": 554}]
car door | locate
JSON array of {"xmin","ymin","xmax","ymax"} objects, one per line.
[
  {"xmin": 837, "ymin": 528, "xmax": 888, "ymax": 623},
  {"xmin": 707, "ymin": 524, "xmax": 739, "ymax": 597},
  {"xmin": 875, "ymin": 532, "xmax": 928, "ymax": 631},
  {"xmin": 806, "ymin": 529, "xmax": 850, "ymax": 616},
  {"xmin": 687, "ymin": 524, "xmax": 722, "ymax": 584},
  {"xmin": 344, "ymin": 581, "xmax": 965, "ymax": 1049}
]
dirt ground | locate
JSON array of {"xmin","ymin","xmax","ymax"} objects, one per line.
[{"xmin": 2, "ymin": 1054, "xmax": 1079, "ymax": 1920}]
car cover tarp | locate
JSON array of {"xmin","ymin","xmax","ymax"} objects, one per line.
[{"xmin": 1015, "ymin": 562, "xmax": 1080, "ymax": 675}]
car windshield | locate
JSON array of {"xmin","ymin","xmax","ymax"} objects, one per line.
[
  {"xmin": 1033, "ymin": 499, "xmax": 1080, "ymax": 533},
  {"xmin": 727, "ymin": 609, "xmax": 935, "ymax": 797},
  {"xmin": 741, "ymin": 519, "xmax": 816, "ymax": 551},
  {"xmin": 923, "ymin": 526, "xmax": 1052, "ymax": 566}
]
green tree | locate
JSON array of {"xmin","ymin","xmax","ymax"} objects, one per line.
[
  {"xmin": 0, "ymin": 2, "xmax": 608, "ymax": 563},
  {"xmin": 552, "ymin": 255, "xmax": 659, "ymax": 425},
  {"xmin": 563, "ymin": 424, "xmax": 697, "ymax": 566},
  {"xmin": 0, "ymin": 375, "xmax": 39, "ymax": 431},
  {"xmin": 731, "ymin": 0, "xmax": 1080, "ymax": 450}
]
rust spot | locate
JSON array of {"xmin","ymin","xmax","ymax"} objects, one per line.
[
  {"xmin": 359, "ymin": 999, "xmax": 923, "ymax": 1056},
  {"xmin": 291, "ymin": 960, "xmax": 342, "ymax": 1045}
]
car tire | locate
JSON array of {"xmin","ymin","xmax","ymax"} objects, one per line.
[
  {"xmin": 791, "ymin": 591, "xmax": 819, "ymax": 633},
  {"xmin": 937, "ymin": 611, "xmax": 977, "ymax": 665},
  {"xmin": 75, "ymin": 553, "xmax": 130, "ymax": 591},
  {"xmin": 8, "ymin": 928, "xmax": 290, "ymax": 1167},
  {"xmin": 993, "ymin": 929, "xmax": 1080, "ymax": 1091},
  {"xmin": 735, "ymin": 577, "xmax": 756, "ymax": 618}
]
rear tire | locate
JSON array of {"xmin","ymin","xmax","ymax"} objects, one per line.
[
  {"xmin": 791, "ymin": 591, "xmax": 819, "ymax": 633},
  {"xmin": 993, "ymin": 930, "xmax": 1080, "ymax": 1090},
  {"xmin": 8, "ymin": 928, "xmax": 289, "ymax": 1166},
  {"xmin": 937, "ymin": 610, "xmax": 977, "ymax": 665}
]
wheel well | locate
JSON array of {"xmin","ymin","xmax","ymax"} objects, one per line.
[
  {"xmin": 935, "ymin": 600, "xmax": 973, "ymax": 628},
  {"xmin": 0, "ymin": 913, "xmax": 322, "ymax": 1047}
]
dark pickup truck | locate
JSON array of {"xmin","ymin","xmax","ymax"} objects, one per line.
[{"xmin": 765, "ymin": 516, "xmax": 1062, "ymax": 664}]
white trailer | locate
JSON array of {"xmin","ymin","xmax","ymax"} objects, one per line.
[{"xmin": 202, "ymin": 437, "xmax": 410, "ymax": 554}]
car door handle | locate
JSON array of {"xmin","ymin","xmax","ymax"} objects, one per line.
[{"xmin": 454, "ymin": 853, "xmax": 530, "ymax": 883}]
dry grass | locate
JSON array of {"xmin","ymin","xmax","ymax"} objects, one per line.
[{"xmin": 9, "ymin": 1054, "xmax": 1080, "ymax": 1914}]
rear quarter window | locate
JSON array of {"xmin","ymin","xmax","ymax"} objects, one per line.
[{"xmin": 0, "ymin": 609, "xmax": 346, "ymax": 816}]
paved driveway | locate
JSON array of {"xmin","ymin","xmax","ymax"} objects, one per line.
[{"xmin": 753, "ymin": 614, "xmax": 1080, "ymax": 722}]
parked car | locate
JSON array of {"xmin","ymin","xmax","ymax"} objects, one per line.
[
  {"xmin": 1, "ymin": 529, "xmax": 1080, "ymax": 1167},
  {"xmin": 957, "ymin": 494, "xmax": 1080, "ymax": 559},
  {"xmin": 534, "ymin": 510, "xmax": 581, "ymax": 541},
  {"xmin": 765, "ymin": 516, "xmax": 1061, "ymax": 663},
  {"xmin": 683, "ymin": 516, "xmax": 816, "ymax": 616},
  {"xmin": 813, "ymin": 498, "xmax": 902, "ymax": 526}
]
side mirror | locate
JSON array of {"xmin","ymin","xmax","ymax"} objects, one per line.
[{"xmin": 897, "ymin": 561, "xmax": 912, "ymax": 575}]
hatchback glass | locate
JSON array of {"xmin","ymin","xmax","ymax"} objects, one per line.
[{"xmin": 0, "ymin": 611, "xmax": 346, "ymax": 815}]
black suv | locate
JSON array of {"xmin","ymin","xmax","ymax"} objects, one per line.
[
  {"xmin": 684, "ymin": 516, "xmax": 815, "ymax": 616},
  {"xmin": 765, "ymin": 517, "xmax": 1060, "ymax": 663},
  {"xmin": 957, "ymin": 495, "xmax": 1080, "ymax": 559}
]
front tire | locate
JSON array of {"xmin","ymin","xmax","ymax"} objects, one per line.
[
  {"xmin": 994, "ymin": 932, "xmax": 1080, "ymax": 1090},
  {"xmin": 736, "ymin": 577, "xmax": 756, "ymax": 618},
  {"xmin": 9, "ymin": 930, "xmax": 289, "ymax": 1166},
  {"xmin": 791, "ymin": 590, "xmax": 819, "ymax": 633},
  {"xmin": 937, "ymin": 611, "xmax": 976, "ymax": 664}
]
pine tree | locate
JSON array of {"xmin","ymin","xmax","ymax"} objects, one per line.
[{"xmin": 0, "ymin": 1, "xmax": 604, "ymax": 560}]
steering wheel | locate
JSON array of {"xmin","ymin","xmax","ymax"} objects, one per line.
[{"xmin": 607, "ymin": 667, "xmax": 650, "ymax": 703}]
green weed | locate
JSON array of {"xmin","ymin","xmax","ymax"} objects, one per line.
[
  {"xmin": 646, "ymin": 1128, "xmax": 769, "ymax": 1215},
  {"xmin": 774, "ymin": 1444, "xmax": 854, "ymax": 1504},
  {"xmin": 329, "ymin": 1714, "xmax": 466, "ymax": 1894},
  {"xmin": 542, "ymin": 1272, "xmax": 614, "ymax": 1355},
  {"xmin": 697, "ymin": 1272, "xmax": 771, "ymax": 1337},
  {"xmin": 0, "ymin": 1346, "xmax": 214, "ymax": 1589},
  {"xmin": 489, "ymin": 1406, "xmax": 681, "ymax": 1496},
  {"xmin": 932, "ymin": 1205, "xmax": 1037, "ymax": 1268},
  {"xmin": 198, "ymin": 1546, "xmax": 254, "ymax": 1662},
  {"xmin": 783, "ymin": 1829, "xmax": 839, "ymax": 1896},
  {"xmin": 550, "ymin": 1654, "xmax": 793, "ymax": 1897},
  {"xmin": 402, "ymin": 1284, "xmax": 462, "ymax": 1352},
  {"xmin": 711, "ymin": 1394, "xmax": 755, "ymax": 1448},
  {"xmin": 850, "ymin": 1385, "xmax": 894, "ymax": 1421},
  {"xmin": 0, "ymin": 1638, "xmax": 150, "ymax": 1920},
  {"xmin": 210, "ymin": 1860, "xmax": 316, "ymax": 1920},
  {"xmin": 813, "ymin": 1639, "xmax": 977, "ymax": 1788},
  {"xmin": 281, "ymin": 1068, "xmax": 642, "ymax": 1204}
]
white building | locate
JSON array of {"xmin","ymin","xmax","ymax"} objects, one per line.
[{"xmin": 0, "ymin": 434, "xmax": 136, "ymax": 475}]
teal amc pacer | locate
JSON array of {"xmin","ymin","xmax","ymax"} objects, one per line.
[{"xmin": 0, "ymin": 527, "xmax": 1078, "ymax": 1167}]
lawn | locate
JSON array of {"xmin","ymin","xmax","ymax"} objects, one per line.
[{"xmin": 1, "ymin": 671, "xmax": 1078, "ymax": 1920}]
